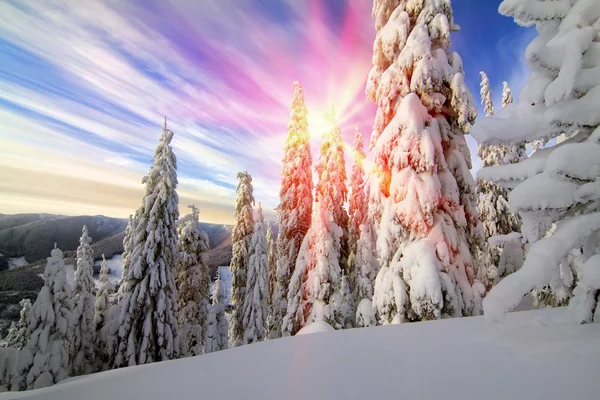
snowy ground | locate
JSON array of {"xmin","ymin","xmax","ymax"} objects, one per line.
[
  {"xmin": 7, "ymin": 257, "xmax": 28, "ymax": 270},
  {"xmin": 3, "ymin": 308, "xmax": 598, "ymax": 400}
]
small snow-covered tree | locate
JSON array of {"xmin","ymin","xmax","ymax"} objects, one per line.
[
  {"xmin": 93, "ymin": 255, "xmax": 114, "ymax": 372},
  {"xmin": 348, "ymin": 123, "xmax": 368, "ymax": 258},
  {"xmin": 205, "ymin": 273, "xmax": 228, "ymax": 353},
  {"xmin": 282, "ymin": 201, "xmax": 343, "ymax": 336},
  {"xmin": 480, "ymin": 71, "xmax": 495, "ymax": 117},
  {"xmin": 114, "ymin": 118, "xmax": 179, "ymax": 367},
  {"xmin": 355, "ymin": 299, "xmax": 377, "ymax": 328},
  {"xmin": 242, "ymin": 204, "xmax": 269, "ymax": 344},
  {"xmin": 71, "ymin": 225, "xmax": 96, "ymax": 376},
  {"xmin": 4, "ymin": 298, "xmax": 31, "ymax": 350},
  {"xmin": 501, "ymin": 81, "xmax": 513, "ymax": 108},
  {"xmin": 473, "ymin": 1, "xmax": 600, "ymax": 322},
  {"xmin": 368, "ymin": 0, "xmax": 484, "ymax": 323},
  {"xmin": 271, "ymin": 82, "xmax": 313, "ymax": 339},
  {"xmin": 17, "ymin": 245, "xmax": 73, "ymax": 390},
  {"xmin": 229, "ymin": 171, "xmax": 255, "ymax": 348},
  {"xmin": 266, "ymin": 222, "xmax": 276, "ymax": 305},
  {"xmin": 176, "ymin": 205, "xmax": 210, "ymax": 357}
]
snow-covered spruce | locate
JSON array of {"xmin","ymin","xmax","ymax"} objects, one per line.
[
  {"xmin": 17, "ymin": 245, "xmax": 73, "ymax": 390},
  {"xmin": 348, "ymin": 123, "xmax": 368, "ymax": 316},
  {"xmin": 229, "ymin": 171, "xmax": 255, "ymax": 348},
  {"xmin": 266, "ymin": 221, "xmax": 277, "ymax": 305},
  {"xmin": 282, "ymin": 201, "xmax": 343, "ymax": 335},
  {"xmin": 270, "ymin": 81, "xmax": 313, "ymax": 340},
  {"xmin": 473, "ymin": 1, "xmax": 600, "ymax": 322},
  {"xmin": 71, "ymin": 225, "xmax": 96, "ymax": 376},
  {"xmin": 205, "ymin": 272, "xmax": 228, "ymax": 353},
  {"xmin": 339, "ymin": 272, "xmax": 354, "ymax": 329},
  {"xmin": 476, "ymin": 72, "xmax": 523, "ymax": 288},
  {"xmin": 176, "ymin": 205, "xmax": 210, "ymax": 357},
  {"xmin": 117, "ymin": 214, "xmax": 136, "ymax": 300},
  {"xmin": 113, "ymin": 119, "xmax": 179, "ymax": 367},
  {"xmin": 315, "ymin": 105, "xmax": 349, "ymax": 272},
  {"xmin": 502, "ymin": 81, "xmax": 513, "ymax": 108},
  {"xmin": 93, "ymin": 255, "xmax": 114, "ymax": 372},
  {"xmin": 242, "ymin": 204, "xmax": 269, "ymax": 344},
  {"xmin": 367, "ymin": 0, "xmax": 485, "ymax": 323},
  {"xmin": 3, "ymin": 298, "xmax": 31, "ymax": 350}
]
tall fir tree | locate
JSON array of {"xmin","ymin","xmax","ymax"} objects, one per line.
[
  {"xmin": 242, "ymin": 204, "xmax": 269, "ymax": 344},
  {"xmin": 17, "ymin": 245, "xmax": 73, "ymax": 390},
  {"xmin": 229, "ymin": 171, "xmax": 255, "ymax": 347},
  {"xmin": 266, "ymin": 221, "xmax": 277, "ymax": 305},
  {"xmin": 205, "ymin": 272, "xmax": 228, "ymax": 353},
  {"xmin": 315, "ymin": 104, "xmax": 349, "ymax": 271},
  {"xmin": 282, "ymin": 201, "xmax": 343, "ymax": 335},
  {"xmin": 71, "ymin": 225, "xmax": 96, "ymax": 376},
  {"xmin": 367, "ymin": 0, "xmax": 484, "ymax": 323},
  {"xmin": 93, "ymin": 255, "xmax": 114, "ymax": 372},
  {"xmin": 270, "ymin": 81, "xmax": 313, "ymax": 339},
  {"xmin": 114, "ymin": 118, "xmax": 179, "ymax": 367},
  {"xmin": 175, "ymin": 205, "xmax": 211, "ymax": 357}
]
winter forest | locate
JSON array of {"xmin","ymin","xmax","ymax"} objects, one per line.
[{"xmin": 1, "ymin": 0, "xmax": 600, "ymax": 395}]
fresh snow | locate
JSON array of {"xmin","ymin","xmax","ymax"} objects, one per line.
[
  {"xmin": 3, "ymin": 309, "xmax": 599, "ymax": 400},
  {"xmin": 295, "ymin": 321, "xmax": 335, "ymax": 336}
]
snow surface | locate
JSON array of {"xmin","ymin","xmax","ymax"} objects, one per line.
[
  {"xmin": 7, "ymin": 258, "xmax": 28, "ymax": 270},
  {"xmin": 3, "ymin": 308, "xmax": 598, "ymax": 400},
  {"xmin": 295, "ymin": 321, "xmax": 335, "ymax": 336}
]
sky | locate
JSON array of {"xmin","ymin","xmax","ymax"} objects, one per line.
[{"xmin": 0, "ymin": 0, "xmax": 535, "ymax": 224}]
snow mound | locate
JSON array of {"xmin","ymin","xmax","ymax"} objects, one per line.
[
  {"xmin": 295, "ymin": 321, "xmax": 335, "ymax": 336},
  {"xmin": 3, "ymin": 309, "xmax": 599, "ymax": 400},
  {"xmin": 8, "ymin": 257, "xmax": 28, "ymax": 270}
]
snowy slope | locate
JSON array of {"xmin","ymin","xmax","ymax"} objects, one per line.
[{"xmin": 2, "ymin": 308, "xmax": 599, "ymax": 400}]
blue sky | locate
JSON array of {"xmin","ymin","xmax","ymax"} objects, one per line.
[{"xmin": 0, "ymin": 0, "xmax": 533, "ymax": 224}]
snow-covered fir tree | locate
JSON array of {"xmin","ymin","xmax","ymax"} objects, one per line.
[
  {"xmin": 205, "ymin": 272, "xmax": 228, "ymax": 353},
  {"xmin": 348, "ymin": 123, "xmax": 368, "ymax": 279},
  {"xmin": 3, "ymin": 298, "xmax": 31, "ymax": 350},
  {"xmin": 242, "ymin": 204, "xmax": 269, "ymax": 344},
  {"xmin": 477, "ymin": 72, "xmax": 523, "ymax": 287},
  {"xmin": 367, "ymin": 0, "xmax": 484, "ymax": 323},
  {"xmin": 282, "ymin": 201, "xmax": 343, "ymax": 335},
  {"xmin": 270, "ymin": 81, "xmax": 313, "ymax": 339},
  {"xmin": 480, "ymin": 71, "xmax": 495, "ymax": 117},
  {"xmin": 117, "ymin": 214, "xmax": 136, "ymax": 300},
  {"xmin": 114, "ymin": 118, "xmax": 179, "ymax": 367},
  {"xmin": 315, "ymin": 104, "xmax": 349, "ymax": 271},
  {"xmin": 70, "ymin": 225, "xmax": 96, "ymax": 376},
  {"xmin": 473, "ymin": 0, "xmax": 600, "ymax": 323},
  {"xmin": 175, "ymin": 205, "xmax": 210, "ymax": 357},
  {"xmin": 17, "ymin": 245, "xmax": 72, "ymax": 390},
  {"xmin": 502, "ymin": 81, "xmax": 513, "ymax": 108},
  {"xmin": 229, "ymin": 171, "xmax": 255, "ymax": 347},
  {"xmin": 93, "ymin": 255, "xmax": 114, "ymax": 372},
  {"xmin": 266, "ymin": 221, "xmax": 277, "ymax": 305}
]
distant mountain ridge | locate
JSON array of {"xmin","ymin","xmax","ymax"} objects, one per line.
[{"xmin": 0, "ymin": 213, "xmax": 238, "ymax": 275}]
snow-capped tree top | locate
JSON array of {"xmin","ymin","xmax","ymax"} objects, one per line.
[
  {"xmin": 98, "ymin": 254, "xmax": 114, "ymax": 290},
  {"xmin": 480, "ymin": 71, "xmax": 495, "ymax": 117},
  {"xmin": 233, "ymin": 171, "xmax": 255, "ymax": 242},
  {"xmin": 502, "ymin": 81, "xmax": 513, "ymax": 108},
  {"xmin": 285, "ymin": 82, "xmax": 310, "ymax": 147},
  {"xmin": 74, "ymin": 225, "xmax": 94, "ymax": 295}
]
